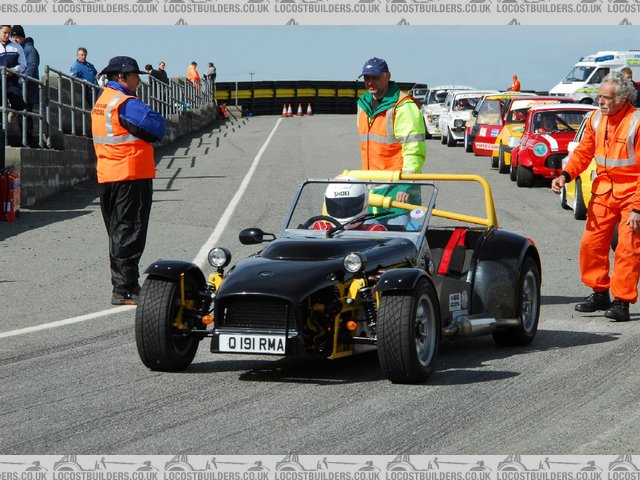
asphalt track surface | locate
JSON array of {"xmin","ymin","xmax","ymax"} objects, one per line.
[{"xmin": 1, "ymin": 115, "xmax": 639, "ymax": 454}]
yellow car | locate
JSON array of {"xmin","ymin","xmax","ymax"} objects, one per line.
[
  {"xmin": 491, "ymin": 96, "xmax": 574, "ymax": 173},
  {"xmin": 560, "ymin": 113, "xmax": 597, "ymax": 220}
]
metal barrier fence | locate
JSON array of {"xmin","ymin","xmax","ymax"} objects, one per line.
[{"xmin": 0, "ymin": 65, "xmax": 214, "ymax": 148}]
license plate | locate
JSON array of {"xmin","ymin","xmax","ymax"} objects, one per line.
[{"xmin": 219, "ymin": 334, "xmax": 286, "ymax": 354}]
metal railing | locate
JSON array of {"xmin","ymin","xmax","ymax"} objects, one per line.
[{"xmin": 0, "ymin": 65, "xmax": 215, "ymax": 148}]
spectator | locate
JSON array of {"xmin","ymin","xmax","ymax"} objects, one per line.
[
  {"xmin": 10, "ymin": 25, "xmax": 39, "ymax": 147},
  {"xmin": 70, "ymin": 46, "xmax": 99, "ymax": 106},
  {"xmin": 156, "ymin": 61, "xmax": 169, "ymax": 85},
  {"xmin": 551, "ymin": 71, "xmax": 640, "ymax": 322},
  {"xmin": 204, "ymin": 61, "xmax": 216, "ymax": 84},
  {"xmin": 0, "ymin": 25, "xmax": 26, "ymax": 144},
  {"xmin": 187, "ymin": 61, "xmax": 201, "ymax": 92},
  {"xmin": 91, "ymin": 56, "xmax": 166, "ymax": 305},
  {"xmin": 620, "ymin": 67, "xmax": 640, "ymax": 107}
]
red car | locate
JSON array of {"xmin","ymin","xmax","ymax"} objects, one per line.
[{"xmin": 510, "ymin": 104, "xmax": 598, "ymax": 187}]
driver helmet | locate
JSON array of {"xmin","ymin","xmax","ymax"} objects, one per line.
[{"xmin": 324, "ymin": 180, "xmax": 369, "ymax": 229}]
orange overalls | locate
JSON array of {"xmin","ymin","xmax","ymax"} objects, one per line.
[{"xmin": 564, "ymin": 103, "xmax": 640, "ymax": 303}]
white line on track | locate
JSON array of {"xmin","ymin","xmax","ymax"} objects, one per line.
[{"xmin": 0, "ymin": 117, "xmax": 283, "ymax": 341}]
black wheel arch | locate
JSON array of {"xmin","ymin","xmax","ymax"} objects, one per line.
[
  {"xmin": 143, "ymin": 259, "xmax": 207, "ymax": 287},
  {"xmin": 469, "ymin": 229, "xmax": 541, "ymax": 319},
  {"xmin": 377, "ymin": 268, "xmax": 435, "ymax": 295}
]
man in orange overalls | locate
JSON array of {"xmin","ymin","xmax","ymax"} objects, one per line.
[{"xmin": 552, "ymin": 71, "xmax": 640, "ymax": 322}]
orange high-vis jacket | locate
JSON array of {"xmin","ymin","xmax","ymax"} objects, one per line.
[
  {"xmin": 91, "ymin": 87, "xmax": 156, "ymax": 183},
  {"xmin": 565, "ymin": 103, "xmax": 640, "ymax": 209},
  {"xmin": 357, "ymin": 93, "xmax": 424, "ymax": 172},
  {"xmin": 188, "ymin": 64, "xmax": 201, "ymax": 85}
]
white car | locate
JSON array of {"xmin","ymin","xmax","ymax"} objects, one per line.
[
  {"xmin": 421, "ymin": 85, "xmax": 475, "ymax": 139},
  {"xmin": 438, "ymin": 90, "xmax": 498, "ymax": 147}
]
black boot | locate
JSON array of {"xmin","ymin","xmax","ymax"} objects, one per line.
[
  {"xmin": 605, "ymin": 300, "xmax": 630, "ymax": 322},
  {"xmin": 575, "ymin": 290, "xmax": 611, "ymax": 312}
]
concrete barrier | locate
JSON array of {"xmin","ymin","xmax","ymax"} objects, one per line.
[{"xmin": 4, "ymin": 101, "xmax": 220, "ymax": 207}]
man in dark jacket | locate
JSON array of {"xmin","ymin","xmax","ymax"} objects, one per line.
[
  {"xmin": 0, "ymin": 25, "xmax": 26, "ymax": 145},
  {"xmin": 11, "ymin": 25, "xmax": 39, "ymax": 147}
]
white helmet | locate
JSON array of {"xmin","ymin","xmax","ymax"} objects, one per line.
[{"xmin": 324, "ymin": 181, "xmax": 369, "ymax": 229}]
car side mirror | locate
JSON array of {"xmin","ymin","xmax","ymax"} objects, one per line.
[
  {"xmin": 239, "ymin": 228, "xmax": 276, "ymax": 245},
  {"xmin": 472, "ymin": 110, "xmax": 478, "ymax": 117}
]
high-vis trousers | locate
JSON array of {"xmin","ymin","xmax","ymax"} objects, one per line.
[{"xmin": 580, "ymin": 191, "xmax": 640, "ymax": 303}]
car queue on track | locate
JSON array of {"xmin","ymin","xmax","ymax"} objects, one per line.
[{"xmin": 421, "ymin": 70, "xmax": 640, "ymax": 325}]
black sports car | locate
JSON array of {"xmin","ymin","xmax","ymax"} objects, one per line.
[{"xmin": 135, "ymin": 171, "xmax": 541, "ymax": 384}]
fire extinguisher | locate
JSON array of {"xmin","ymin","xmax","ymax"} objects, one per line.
[{"xmin": 0, "ymin": 167, "xmax": 20, "ymax": 221}]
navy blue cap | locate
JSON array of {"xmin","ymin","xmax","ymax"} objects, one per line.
[
  {"xmin": 360, "ymin": 57, "xmax": 390, "ymax": 78},
  {"xmin": 99, "ymin": 56, "xmax": 145, "ymax": 76}
]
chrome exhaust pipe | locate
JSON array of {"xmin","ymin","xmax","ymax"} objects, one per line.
[{"xmin": 442, "ymin": 315, "xmax": 519, "ymax": 337}]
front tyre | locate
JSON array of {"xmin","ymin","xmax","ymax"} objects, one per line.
[
  {"xmin": 493, "ymin": 256, "xmax": 540, "ymax": 346},
  {"xmin": 516, "ymin": 165, "xmax": 534, "ymax": 187},
  {"xmin": 498, "ymin": 145, "xmax": 510, "ymax": 174},
  {"xmin": 135, "ymin": 276, "xmax": 201, "ymax": 371},
  {"xmin": 377, "ymin": 280, "xmax": 440, "ymax": 384},
  {"xmin": 560, "ymin": 185, "xmax": 570, "ymax": 210},
  {"xmin": 464, "ymin": 132, "xmax": 473, "ymax": 152},
  {"xmin": 447, "ymin": 129, "xmax": 457, "ymax": 147},
  {"xmin": 573, "ymin": 177, "xmax": 587, "ymax": 220}
]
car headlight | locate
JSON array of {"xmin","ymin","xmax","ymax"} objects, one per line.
[
  {"xmin": 454, "ymin": 119, "xmax": 465, "ymax": 128},
  {"xmin": 533, "ymin": 143, "xmax": 549, "ymax": 157},
  {"xmin": 508, "ymin": 136, "xmax": 521, "ymax": 148},
  {"xmin": 208, "ymin": 247, "xmax": 232, "ymax": 269},
  {"xmin": 344, "ymin": 252, "xmax": 366, "ymax": 274}
]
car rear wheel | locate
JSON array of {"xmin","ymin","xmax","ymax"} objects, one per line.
[
  {"xmin": 491, "ymin": 154, "xmax": 498, "ymax": 169},
  {"xmin": 509, "ymin": 161, "xmax": 518, "ymax": 182},
  {"xmin": 493, "ymin": 256, "xmax": 540, "ymax": 346},
  {"xmin": 135, "ymin": 276, "xmax": 201, "ymax": 371},
  {"xmin": 498, "ymin": 145, "xmax": 510, "ymax": 174},
  {"xmin": 377, "ymin": 279, "xmax": 440, "ymax": 384},
  {"xmin": 574, "ymin": 178, "xmax": 587, "ymax": 220},
  {"xmin": 516, "ymin": 165, "xmax": 534, "ymax": 187}
]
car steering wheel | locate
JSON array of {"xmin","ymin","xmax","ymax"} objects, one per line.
[{"xmin": 300, "ymin": 215, "xmax": 343, "ymax": 230}]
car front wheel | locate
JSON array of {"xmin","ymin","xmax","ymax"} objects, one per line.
[
  {"xmin": 516, "ymin": 165, "xmax": 534, "ymax": 187},
  {"xmin": 560, "ymin": 185, "xmax": 570, "ymax": 209},
  {"xmin": 441, "ymin": 129, "xmax": 447, "ymax": 144},
  {"xmin": 464, "ymin": 132, "xmax": 473, "ymax": 152},
  {"xmin": 493, "ymin": 256, "xmax": 540, "ymax": 346},
  {"xmin": 509, "ymin": 161, "xmax": 518, "ymax": 182},
  {"xmin": 135, "ymin": 276, "xmax": 201, "ymax": 371},
  {"xmin": 498, "ymin": 145, "xmax": 510, "ymax": 174},
  {"xmin": 447, "ymin": 129, "xmax": 457, "ymax": 147},
  {"xmin": 377, "ymin": 279, "xmax": 440, "ymax": 384},
  {"xmin": 573, "ymin": 178, "xmax": 587, "ymax": 220}
]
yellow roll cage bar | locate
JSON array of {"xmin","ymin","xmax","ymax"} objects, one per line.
[{"xmin": 341, "ymin": 170, "xmax": 499, "ymax": 228}]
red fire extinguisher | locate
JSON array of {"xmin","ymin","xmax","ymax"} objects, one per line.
[{"xmin": 0, "ymin": 167, "xmax": 20, "ymax": 221}]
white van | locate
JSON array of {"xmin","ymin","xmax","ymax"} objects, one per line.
[{"xmin": 549, "ymin": 50, "xmax": 640, "ymax": 103}]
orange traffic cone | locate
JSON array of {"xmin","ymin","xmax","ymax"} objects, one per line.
[
  {"xmin": 296, "ymin": 103, "xmax": 304, "ymax": 116},
  {"xmin": 306, "ymin": 103, "xmax": 313, "ymax": 116},
  {"xmin": 281, "ymin": 104, "xmax": 288, "ymax": 117},
  {"xmin": 286, "ymin": 104, "xmax": 293, "ymax": 117}
]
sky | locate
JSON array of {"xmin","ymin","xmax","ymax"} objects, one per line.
[{"xmin": 22, "ymin": 25, "xmax": 640, "ymax": 91}]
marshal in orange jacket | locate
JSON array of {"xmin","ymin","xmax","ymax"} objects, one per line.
[{"xmin": 91, "ymin": 87, "xmax": 156, "ymax": 183}]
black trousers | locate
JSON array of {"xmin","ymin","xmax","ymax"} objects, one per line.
[{"xmin": 100, "ymin": 179, "xmax": 153, "ymax": 293}]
